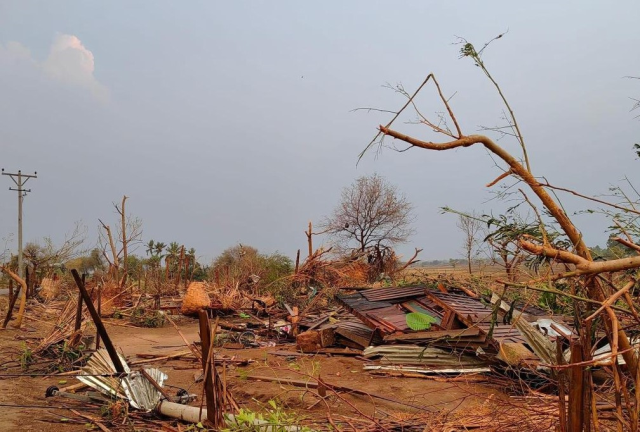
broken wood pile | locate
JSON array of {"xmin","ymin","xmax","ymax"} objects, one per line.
[
  {"xmin": 289, "ymin": 247, "xmax": 371, "ymax": 289},
  {"xmin": 34, "ymin": 297, "xmax": 89, "ymax": 355}
]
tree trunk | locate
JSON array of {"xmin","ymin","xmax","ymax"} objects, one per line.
[
  {"xmin": 1, "ymin": 266, "xmax": 28, "ymax": 329},
  {"xmin": 306, "ymin": 221, "xmax": 313, "ymax": 258},
  {"xmin": 100, "ymin": 220, "xmax": 119, "ymax": 282},
  {"xmin": 120, "ymin": 196, "xmax": 128, "ymax": 289}
]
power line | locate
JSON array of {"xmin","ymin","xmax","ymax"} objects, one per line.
[{"xmin": 2, "ymin": 169, "xmax": 37, "ymax": 280}]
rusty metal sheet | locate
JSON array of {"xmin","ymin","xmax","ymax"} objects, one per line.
[
  {"xmin": 473, "ymin": 322, "xmax": 528, "ymax": 344},
  {"xmin": 361, "ymin": 285, "xmax": 426, "ymax": 302},
  {"xmin": 334, "ymin": 320, "xmax": 382, "ymax": 348},
  {"xmin": 427, "ymin": 291, "xmax": 493, "ymax": 326},
  {"xmin": 336, "ymin": 293, "xmax": 396, "ymax": 332},
  {"xmin": 513, "ymin": 300, "xmax": 550, "ymax": 317},
  {"xmin": 338, "ymin": 293, "xmax": 394, "ymax": 311},
  {"xmin": 365, "ymin": 305, "xmax": 411, "ymax": 332}
]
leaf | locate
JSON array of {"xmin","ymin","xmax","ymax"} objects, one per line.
[{"xmin": 406, "ymin": 312, "xmax": 436, "ymax": 331}]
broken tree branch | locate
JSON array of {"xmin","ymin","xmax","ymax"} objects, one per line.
[{"xmin": 0, "ymin": 265, "xmax": 27, "ymax": 329}]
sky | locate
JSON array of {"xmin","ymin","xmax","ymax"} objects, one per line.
[{"xmin": 0, "ymin": 1, "xmax": 639, "ymax": 264}]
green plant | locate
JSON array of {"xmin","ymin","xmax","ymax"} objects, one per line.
[
  {"xmin": 100, "ymin": 400, "xmax": 127, "ymax": 422},
  {"xmin": 182, "ymin": 423, "xmax": 206, "ymax": 431},
  {"xmin": 19, "ymin": 342, "xmax": 34, "ymax": 370},
  {"xmin": 223, "ymin": 400, "xmax": 312, "ymax": 432},
  {"xmin": 130, "ymin": 307, "xmax": 165, "ymax": 328},
  {"xmin": 210, "ymin": 245, "xmax": 293, "ymax": 300},
  {"xmin": 288, "ymin": 362, "xmax": 301, "ymax": 371},
  {"xmin": 54, "ymin": 340, "xmax": 85, "ymax": 371},
  {"xmin": 310, "ymin": 360, "xmax": 321, "ymax": 378}
]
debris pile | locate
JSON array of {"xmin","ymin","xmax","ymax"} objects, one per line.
[{"xmin": 288, "ymin": 282, "xmax": 581, "ymax": 377}]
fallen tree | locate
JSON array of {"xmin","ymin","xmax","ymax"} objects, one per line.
[{"xmin": 362, "ymin": 36, "xmax": 640, "ymax": 431}]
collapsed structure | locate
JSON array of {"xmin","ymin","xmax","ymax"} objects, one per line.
[{"xmin": 295, "ymin": 282, "xmax": 582, "ymax": 374}]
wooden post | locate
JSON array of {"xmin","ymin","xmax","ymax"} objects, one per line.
[
  {"xmin": 581, "ymin": 323, "xmax": 592, "ymax": 432},
  {"xmin": 294, "ymin": 249, "xmax": 300, "ymax": 274},
  {"xmin": 198, "ymin": 310, "xmax": 220, "ymax": 427},
  {"xmin": 70, "ymin": 270, "xmax": 123, "ymax": 371},
  {"xmin": 2, "ymin": 285, "xmax": 21, "ymax": 328},
  {"xmin": 96, "ymin": 285, "xmax": 102, "ymax": 350},
  {"xmin": 74, "ymin": 274, "xmax": 86, "ymax": 332},
  {"xmin": 556, "ymin": 338, "xmax": 567, "ymax": 432},
  {"xmin": 568, "ymin": 342, "xmax": 584, "ymax": 432},
  {"xmin": 25, "ymin": 267, "xmax": 30, "ymax": 298}
]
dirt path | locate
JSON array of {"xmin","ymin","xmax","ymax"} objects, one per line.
[{"xmin": 0, "ymin": 314, "xmax": 499, "ymax": 430}]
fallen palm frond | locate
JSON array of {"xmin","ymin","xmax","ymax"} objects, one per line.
[
  {"xmin": 34, "ymin": 298, "xmax": 88, "ymax": 355},
  {"xmin": 38, "ymin": 277, "xmax": 61, "ymax": 302}
]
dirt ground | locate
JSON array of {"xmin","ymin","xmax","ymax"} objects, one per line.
[{"xmin": 0, "ymin": 303, "xmax": 503, "ymax": 431}]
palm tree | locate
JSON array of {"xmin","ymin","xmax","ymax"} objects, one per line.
[
  {"xmin": 154, "ymin": 242, "xmax": 166, "ymax": 258},
  {"xmin": 145, "ymin": 240, "xmax": 155, "ymax": 257},
  {"xmin": 165, "ymin": 242, "xmax": 181, "ymax": 279},
  {"xmin": 187, "ymin": 247, "xmax": 197, "ymax": 279}
]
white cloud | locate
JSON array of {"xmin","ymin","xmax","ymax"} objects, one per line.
[
  {"xmin": 0, "ymin": 34, "xmax": 108, "ymax": 101},
  {"xmin": 0, "ymin": 41, "xmax": 35, "ymax": 65}
]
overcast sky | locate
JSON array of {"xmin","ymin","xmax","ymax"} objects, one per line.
[{"xmin": 1, "ymin": 1, "xmax": 639, "ymax": 264}]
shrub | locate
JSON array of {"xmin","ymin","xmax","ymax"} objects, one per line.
[{"xmin": 209, "ymin": 245, "xmax": 293, "ymax": 298}]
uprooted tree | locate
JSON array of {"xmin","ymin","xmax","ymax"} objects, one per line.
[{"xmin": 363, "ymin": 36, "xmax": 640, "ymax": 430}]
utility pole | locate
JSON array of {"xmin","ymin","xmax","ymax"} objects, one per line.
[{"xmin": 2, "ymin": 169, "xmax": 37, "ymax": 280}]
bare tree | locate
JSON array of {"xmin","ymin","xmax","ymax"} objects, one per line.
[
  {"xmin": 98, "ymin": 195, "xmax": 142, "ymax": 288},
  {"xmin": 23, "ymin": 221, "xmax": 87, "ymax": 293},
  {"xmin": 322, "ymin": 173, "xmax": 415, "ymax": 253},
  {"xmin": 456, "ymin": 213, "xmax": 482, "ymax": 275}
]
